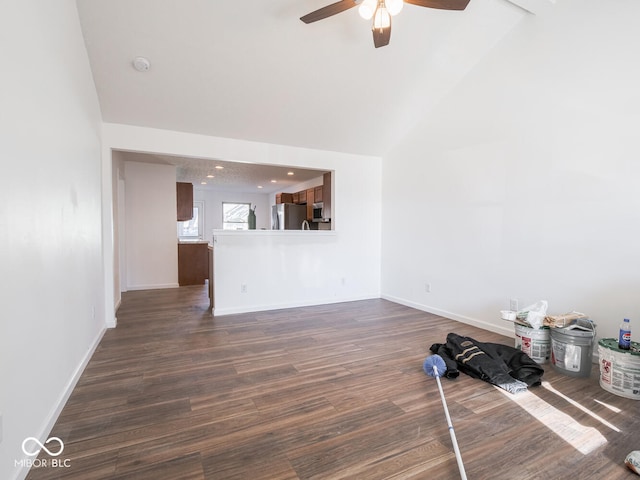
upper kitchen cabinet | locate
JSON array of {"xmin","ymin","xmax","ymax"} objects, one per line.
[
  {"xmin": 322, "ymin": 172, "xmax": 332, "ymax": 220},
  {"xmin": 305, "ymin": 188, "xmax": 315, "ymax": 221},
  {"xmin": 176, "ymin": 182, "xmax": 194, "ymax": 221},
  {"xmin": 314, "ymin": 185, "xmax": 323, "ymax": 203},
  {"xmin": 276, "ymin": 192, "xmax": 293, "ymax": 204}
]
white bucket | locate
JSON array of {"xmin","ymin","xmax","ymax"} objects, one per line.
[
  {"xmin": 514, "ymin": 323, "xmax": 550, "ymax": 364},
  {"xmin": 598, "ymin": 338, "xmax": 640, "ymax": 400}
]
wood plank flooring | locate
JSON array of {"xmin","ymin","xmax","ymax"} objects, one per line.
[{"xmin": 27, "ymin": 286, "xmax": 639, "ymax": 479}]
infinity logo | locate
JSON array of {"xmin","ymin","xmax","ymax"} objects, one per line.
[{"xmin": 21, "ymin": 437, "xmax": 65, "ymax": 457}]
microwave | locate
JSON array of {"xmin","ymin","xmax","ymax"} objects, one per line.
[{"xmin": 312, "ymin": 203, "xmax": 327, "ymax": 222}]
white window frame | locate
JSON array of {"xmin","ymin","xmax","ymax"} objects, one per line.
[
  {"xmin": 222, "ymin": 202, "xmax": 250, "ymax": 230},
  {"xmin": 178, "ymin": 201, "xmax": 204, "ymax": 240}
]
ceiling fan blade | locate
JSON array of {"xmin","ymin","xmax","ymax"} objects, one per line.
[
  {"xmin": 403, "ymin": 0, "xmax": 471, "ymax": 10},
  {"xmin": 300, "ymin": 0, "xmax": 358, "ymax": 24},
  {"xmin": 372, "ymin": 24, "xmax": 391, "ymax": 48}
]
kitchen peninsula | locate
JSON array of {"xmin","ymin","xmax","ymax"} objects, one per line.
[{"xmin": 211, "ymin": 229, "xmax": 340, "ymax": 316}]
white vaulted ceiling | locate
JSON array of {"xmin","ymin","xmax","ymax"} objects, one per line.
[{"xmin": 76, "ymin": 0, "xmax": 539, "ymax": 158}]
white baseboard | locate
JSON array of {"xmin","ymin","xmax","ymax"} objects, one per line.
[
  {"xmin": 381, "ymin": 294, "xmax": 515, "ymax": 338},
  {"xmin": 126, "ymin": 283, "xmax": 179, "ymax": 291},
  {"xmin": 13, "ymin": 327, "xmax": 106, "ymax": 480},
  {"xmin": 214, "ymin": 294, "xmax": 515, "ymax": 341},
  {"xmin": 109, "ymin": 298, "xmax": 121, "ymax": 329},
  {"xmin": 213, "ymin": 294, "xmax": 379, "ymax": 316},
  {"xmin": 107, "ymin": 315, "xmax": 117, "ymax": 328}
]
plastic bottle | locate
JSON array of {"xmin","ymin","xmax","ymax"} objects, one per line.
[{"xmin": 619, "ymin": 318, "xmax": 631, "ymax": 350}]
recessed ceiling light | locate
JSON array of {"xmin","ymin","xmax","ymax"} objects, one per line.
[
  {"xmin": 133, "ymin": 56, "xmax": 150, "ymax": 72},
  {"xmin": 257, "ymin": 185, "xmax": 263, "ymax": 189},
  {"xmin": 215, "ymin": 165, "xmax": 224, "ymax": 170},
  {"xmin": 287, "ymin": 171, "xmax": 294, "ymax": 176},
  {"xmin": 200, "ymin": 181, "xmax": 207, "ymax": 185},
  {"xmin": 271, "ymin": 179, "xmax": 277, "ymax": 183},
  {"xmin": 206, "ymin": 174, "xmax": 214, "ymax": 178}
]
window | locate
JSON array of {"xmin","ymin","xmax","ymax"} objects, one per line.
[
  {"xmin": 178, "ymin": 201, "xmax": 204, "ymax": 239},
  {"xmin": 223, "ymin": 202, "xmax": 250, "ymax": 230}
]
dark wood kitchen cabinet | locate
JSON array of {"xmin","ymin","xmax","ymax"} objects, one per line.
[
  {"xmin": 322, "ymin": 172, "xmax": 332, "ymax": 220},
  {"xmin": 276, "ymin": 192, "xmax": 293, "ymax": 204},
  {"xmin": 305, "ymin": 188, "xmax": 315, "ymax": 221},
  {"xmin": 178, "ymin": 242, "xmax": 208, "ymax": 286},
  {"xmin": 176, "ymin": 182, "xmax": 194, "ymax": 221}
]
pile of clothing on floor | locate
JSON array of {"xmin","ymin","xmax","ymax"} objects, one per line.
[{"xmin": 430, "ymin": 332, "xmax": 544, "ymax": 394}]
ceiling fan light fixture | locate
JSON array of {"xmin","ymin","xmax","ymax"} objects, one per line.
[
  {"xmin": 386, "ymin": 0, "xmax": 403, "ymax": 16},
  {"xmin": 373, "ymin": 5, "xmax": 391, "ymax": 29},
  {"xmin": 358, "ymin": 0, "xmax": 377, "ymax": 19},
  {"xmin": 300, "ymin": 0, "xmax": 470, "ymax": 49}
]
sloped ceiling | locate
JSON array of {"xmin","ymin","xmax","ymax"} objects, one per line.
[
  {"xmin": 77, "ymin": 0, "xmax": 536, "ymax": 160},
  {"xmin": 77, "ymin": 0, "xmax": 551, "ymax": 190}
]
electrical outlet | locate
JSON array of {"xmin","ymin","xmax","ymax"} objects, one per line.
[
  {"xmin": 341, "ymin": 277, "xmax": 346, "ymax": 286},
  {"xmin": 240, "ymin": 284, "xmax": 247, "ymax": 294},
  {"xmin": 510, "ymin": 298, "xmax": 519, "ymax": 311},
  {"xmin": 425, "ymin": 283, "xmax": 431, "ymax": 293}
]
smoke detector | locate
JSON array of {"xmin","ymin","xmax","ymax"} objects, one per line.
[{"xmin": 132, "ymin": 56, "xmax": 150, "ymax": 72}]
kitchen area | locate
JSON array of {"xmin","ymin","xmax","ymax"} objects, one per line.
[
  {"xmin": 176, "ymin": 170, "xmax": 333, "ymax": 312},
  {"xmin": 111, "ymin": 140, "xmax": 380, "ymax": 322},
  {"xmin": 176, "ymin": 180, "xmax": 214, "ymax": 307},
  {"xmin": 272, "ymin": 172, "xmax": 332, "ymax": 231}
]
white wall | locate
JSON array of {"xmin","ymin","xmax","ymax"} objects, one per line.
[
  {"xmin": 382, "ymin": 0, "xmax": 640, "ymax": 341},
  {"xmin": 194, "ymin": 188, "xmax": 271, "ymax": 234},
  {"xmin": 124, "ymin": 161, "xmax": 179, "ymax": 290},
  {"xmin": 212, "ymin": 159, "xmax": 380, "ymax": 314},
  {"xmin": 112, "ymin": 150, "xmax": 125, "ymax": 306},
  {"xmin": 214, "ymin": 231, "xmax": 374, "ymax": 315},
  {"xmin": 0, "ymin": 1, "xmax": 105, "ymax": 479},
  {"xmin": 102, "ymin": 123, "xmax": 382, "ymax": 314}
]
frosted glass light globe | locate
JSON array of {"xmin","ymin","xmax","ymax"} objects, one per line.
[
  {"xmin": 386, "ymin": 0, "xmax": 404, "ymax": 16},
  {"xmin": 358, "ymin": 0, "xmax": 377, "ymax": 20}
]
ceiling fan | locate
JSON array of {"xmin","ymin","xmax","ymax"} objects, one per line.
[{"xmin": 300, "ymin": 0, "xmax": 470, "ymax": 48}]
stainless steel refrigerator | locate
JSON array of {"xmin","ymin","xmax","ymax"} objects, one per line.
[{"xmin": 271, "ymin": 203, "xmax": 307, "ymax": 230}]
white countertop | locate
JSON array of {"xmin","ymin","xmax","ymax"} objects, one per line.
[
  {"xmin": 212, "ymin": 229, "xmax": 335, "ymax": 237},
  {"xmin": 178, "ymin": 239, "xmax": 210, "ymax": 244}
]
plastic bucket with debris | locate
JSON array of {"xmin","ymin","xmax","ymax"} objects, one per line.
[
  {"xmin": 550, "ymin": 319, "xmax": 596, "ymax": 377},
  {"xmin": 515, "ymin": 323, "xmax": 550, "ymax": 364},
  {"xmin": 598, "ymin": 338, "xmax": 640, "ymax": 399}
]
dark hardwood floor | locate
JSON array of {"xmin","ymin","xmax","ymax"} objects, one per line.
[{"xmin": 27, "ymin": 286, "xmax": 639, "ymax": 479}]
